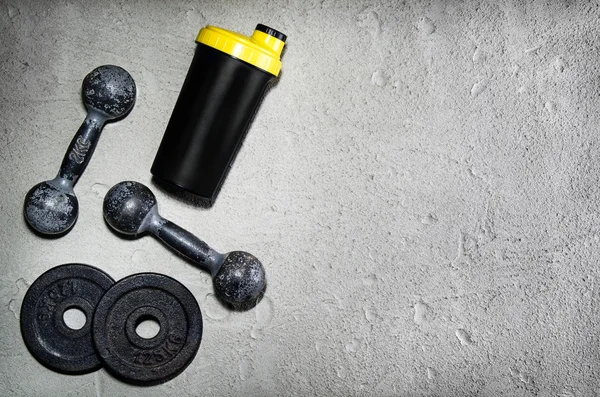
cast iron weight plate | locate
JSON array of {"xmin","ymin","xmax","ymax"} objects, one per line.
[
  {"xmin": 92, "ymin": 273, "xmax": 203, "ymax": 386},
  {"xmin": 20, "ymin": 264, "xmax": 115, "ymax": 374}
]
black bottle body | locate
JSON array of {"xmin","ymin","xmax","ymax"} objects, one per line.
[{"xmin": 151, "ymin": 43, "xmax": 274, "ymax": 203}]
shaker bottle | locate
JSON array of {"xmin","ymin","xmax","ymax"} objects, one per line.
[{"xmin": 151, "ymin": 24, "xmax": 287, "ymax": 203}]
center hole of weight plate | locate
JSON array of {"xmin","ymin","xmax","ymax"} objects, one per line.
[
  {"xmin": 135, "ymin": 315, "xmax": 161, "ymax": 339},
  {"xmin": 63, "ymin": 307, "xmax": 87, "ymax": 330}
]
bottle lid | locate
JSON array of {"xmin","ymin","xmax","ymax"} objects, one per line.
[{"xmin": 196, "ymin": 24, "xmax": 286, "ymax": 76}]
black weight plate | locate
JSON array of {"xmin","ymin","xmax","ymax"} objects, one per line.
[
  {"xmin": 92, "ymin": 273, "xmax": 202, "ymax": 385},
  {"xmin": 20, "ymin": 263, "xmax": 115, "ymax": 374}
]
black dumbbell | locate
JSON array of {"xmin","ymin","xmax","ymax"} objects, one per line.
[
  {"xmin": 24, "ymin": 65, "xmax": 136, "ymax": 235},
  {"xmin": 103, "ymin": 181, "xmax": 266, "ymax": 309}
]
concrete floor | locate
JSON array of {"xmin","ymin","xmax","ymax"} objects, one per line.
[{"xmin": 1, "ymin": 0, "xmax": 600, "ymax": 395}]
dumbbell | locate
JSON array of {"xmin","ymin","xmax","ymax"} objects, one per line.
[
  {"xmin": 103, "ymin": 181, "xmax": 266, "ymax": 309},
  {"xmin": 24, "ymin": 65, "xmax": 136, "ymax": 236}
]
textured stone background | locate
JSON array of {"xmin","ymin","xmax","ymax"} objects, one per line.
[{"xmin": 1, "ymin": 0, "xmax": 600, "ymax": 396}]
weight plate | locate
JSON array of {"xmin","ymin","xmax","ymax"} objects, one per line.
[
  {"xmin": 92, "ymin": 273, "xmax": 202, "ymax": 385},
  {"xmin": 20, "ymin": 263, "xmax": 115, "ymax": 374}
]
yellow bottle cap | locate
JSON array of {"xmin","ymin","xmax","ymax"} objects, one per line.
[{"xmin": 196, "ymin": 24, "xmax": 286, "ymax": 76}]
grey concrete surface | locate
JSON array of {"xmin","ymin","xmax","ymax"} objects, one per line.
[{"xmin": 1, "ymin": 0, "xmax": 600, "ymax": 396}]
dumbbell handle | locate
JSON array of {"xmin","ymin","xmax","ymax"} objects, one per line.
[
  {"xmin": 58, "ymin": 111, "xmax": 107, "ymax": 184},
  {"xmin": 148, "ymin": 215, "xmax": 225, "ymax": 277}
]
